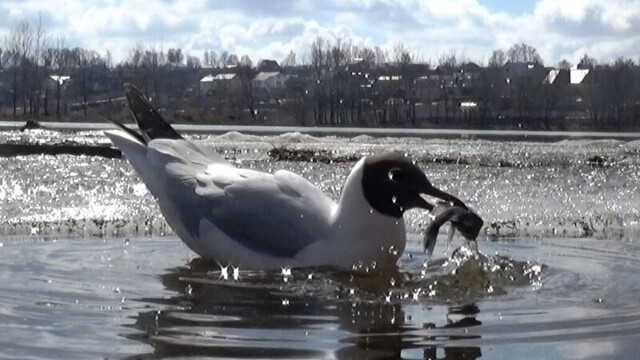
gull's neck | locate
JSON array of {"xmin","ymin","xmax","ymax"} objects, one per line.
[{"xmin": 329, "ymin": 158, "xmax": 407, "ymax": 268}]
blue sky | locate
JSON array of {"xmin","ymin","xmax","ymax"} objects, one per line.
[
  {"xmin": 482, "ymin": 0, "xmax": 536, "ymax": 15},
  {"xmin": 1, "ymin": 0, "xmax": 638, "ymax": 66}
]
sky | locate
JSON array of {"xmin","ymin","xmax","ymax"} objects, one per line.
[{"xmin": 1, "ymin": 0, "xmax": 639, "ymax": 67}]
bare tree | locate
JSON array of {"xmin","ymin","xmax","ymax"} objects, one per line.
[
  {"xmin": 226, "ymin": 54, "xmax": 239, "ymax": 66},
  {"xmin": 353, "ymin": 45, "xmax": 376, "ymax": 66},
  {"xmin": 219, "ymin": 51, "xmax": 229, "ymax": 67},
  {"xmin": 49, "ymin": 36, "xmax": 68, "ymax": 117},
  {"xmin": 186, "ymin": 55, "xmax": 201, "ymax": 69},
  {"xmin": 234, "ymin": 64, "xmax": 257, "ymax": 120},
  {"xmin": 507, "ymin": 43, "xmax": 543, "ymax": 64},
  {"xmin": 437, "ymin": 50, "xmax": 458, "ymax": 68},
  {"xmin": 310, "ymin": 36, "xmax": 329, "ymax": 124},
  {"xmin": 126, "ymin": 43, "xmax": 143, "ymax": 86},
  {"xmin": 488, "ymin": 49, "xmax": 506, "ymax": 68},
  {"xmin": 2, "ymin": 19, "xmax": 38, "ymax": 117},
  {"xmin": 30, "ymin": 14, "xmax": 50, "ymax": 116},
  {"xmin": 578, "ymin": 54, "xmax": 597, "ymax": 69},
  {"xmin": 203, "ymin": 50, "xmax": 219, "ymax": 67},
  {"xmin": 4, "ymin": 24, "xmax": 21, "ymax": 117},
  {"xmin": 71, "ymin": 48, "xmax": 92, "ymax": 119},
  {"xmin": 281, "ymin": 50, "xmax": 296, "ymax": 67},
  {"xmin": 167, "ymin": 48, "xmax": 184, "ymax": 67},
  {"xmin": 557, "ymin": 59, "xmax": 572, "ymax": 70},
  {"xmin": 603, "ymin": 57, "xmax": 637, "ymax": 128},
  {"xmin": 374, "ymin": 46, "xmax": 387, "ymax": 66},
  {"xmin": 393, "ymin": 42, "xmax": 412, "ymax": 66},
  {"xmin": 142, "ymin": 45, "xmax": 168, "ymax": 107},
  {"xmin": 239, "ymin": 54, "xmax": 252, "ymax": 67},
  {"xmin": 469, "ymin": 66, "xmax": 504, "ymax": 127}
]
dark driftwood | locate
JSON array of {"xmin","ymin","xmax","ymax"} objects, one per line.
[
  {"xmin": 268, "ymin": 147, "xmax": 359, "ymax": 163},
  {"xmin": 0, "ymin": 142, "xmax": 122, "ymax": 158}
]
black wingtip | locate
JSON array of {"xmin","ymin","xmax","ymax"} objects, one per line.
[{"xmin": 124, "ymin": 83, "xmax": 182, "ymax": 142}]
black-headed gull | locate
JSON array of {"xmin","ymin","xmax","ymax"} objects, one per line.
[{"xmin": 106, "ymin": 84, "xmax": 468, "ymax": 270}]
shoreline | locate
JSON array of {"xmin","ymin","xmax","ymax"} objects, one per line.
[{"xmin": 2, "ymin": 119, "xmax": 640, "ymax": 142}]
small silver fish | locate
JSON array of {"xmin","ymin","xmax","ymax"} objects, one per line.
[{"xmin": 423, "ymin": 201, "xmax": 484, "ymax": 257}]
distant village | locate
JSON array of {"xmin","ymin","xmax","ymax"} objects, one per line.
[{"xmin": 1, "ymin": 21, "xmax": 639, "ymax": 130}]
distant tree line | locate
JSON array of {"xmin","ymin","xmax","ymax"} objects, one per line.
[{"xmin": 1, "ymin": 17, "xmax": 639, "ymax": 130}]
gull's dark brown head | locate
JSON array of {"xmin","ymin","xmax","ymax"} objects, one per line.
[{"xmin": 361, "ymin": 152, "xmax": 466, "ymax": 218}]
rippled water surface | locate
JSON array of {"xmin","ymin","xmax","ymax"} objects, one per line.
[{"xmin": 2, "ymin": 128, "xmax": 640, "ymax": 359}]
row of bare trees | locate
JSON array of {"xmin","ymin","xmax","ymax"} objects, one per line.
[{"xmin": 1, "ymin": 17, "xmax": 639, "ymax": 130}]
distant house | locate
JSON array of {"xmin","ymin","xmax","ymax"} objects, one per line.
[
  {"xmin": 457, "ymin": 62, "xmax": 481, "ymax": 88},
  {"xmin": 543, "ymin": 67, "xmax": 590, "ymax": 85},
  {"xmin": 200, "ymin": 73, "xmax": 238, "ymax": 94},
  {"xmin": 257, "ymin": 59, "xmax": 281, "ymax": 73},
  {"xmin": 252, "ymin": 72, "xmax": 290, "ymax": 103},
  {"xmin": 347, "ymin": 58, "xmax": 370, "ymax": 74},
  {"xmin": 414, "ymin": 75, "xmax": 441, "ymax": 103},
  {"xmin": 570, "ymin": 68, "xmax": 590, "ymax": 84},
  {"xmin": 253, "ymin": 72, "xmax": 289, "ymax": 90},
  {"xmin": 503, "ymin": 61, "xmax": 546, "ymax": 83}
]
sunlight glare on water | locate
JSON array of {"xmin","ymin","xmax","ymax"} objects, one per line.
[{"xmin": 1, "ymin": 129, "xmax": 640, "ymax": 359}]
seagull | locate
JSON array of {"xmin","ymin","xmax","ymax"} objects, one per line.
[{"xmin": 105, "ymin": 84, "xmax": 467, "ymax": 271}]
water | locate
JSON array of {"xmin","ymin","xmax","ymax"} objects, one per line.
[{"xmin": 2, "ymin": 128, "xmax": 640, "ymax": 359}]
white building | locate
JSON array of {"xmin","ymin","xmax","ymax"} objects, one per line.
[
  {"xmin": 252, "ymin": 72, "xmax": 288, "ymax": 90},
  {"xmin": 200, "ymin": 73, "xmax": 238, "ymax": 93}
]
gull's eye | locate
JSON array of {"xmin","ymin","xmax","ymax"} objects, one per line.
[{"xmin": 388, "ymin": 168, "xmax": 405, "ymax": 182}]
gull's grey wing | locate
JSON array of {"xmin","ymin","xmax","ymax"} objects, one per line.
[
  {"xmin": 141, "ymin": 137, "xmax": 336, "ymax": 258},
  {"xmin": 163, "ymin": 159, "xmax": 337, "ymax": 258},
  {"xmin": 149, "ymin": 138, "xmax": 230, "ymax": 168},
  {"xmin": 201, "ymin": 169, "xmax": 336, "ymax": 258},
  {"xmin": 210, "ymin": 172, "xmax": 335, "ymax": 257}
]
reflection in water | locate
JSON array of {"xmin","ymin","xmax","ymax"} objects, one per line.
[
  {"xmin": 125, "ymin": 259, "xmax": 485, "ymax": 359},
  {"xmin": 3, "ymin": 235, "xmax": 640, "ymax": 359}
]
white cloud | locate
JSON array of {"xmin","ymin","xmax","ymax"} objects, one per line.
[{"xmin": 0, "ymin": 0, "xmax": 638, "ymax": 66}]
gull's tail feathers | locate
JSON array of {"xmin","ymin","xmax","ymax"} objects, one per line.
[
  {"xmin": 124, "ymin": 83, "xmax": 182, "ymax": 143},
  {"xmin": 106, "ymin": 83, "xmax": 232, "ymax": 172}
]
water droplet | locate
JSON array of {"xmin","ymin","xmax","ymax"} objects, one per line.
[
  {"xmin": 281, "ymin": 267, "xmax": 292, "ymax": 277},
  {"xmin": 219, "ymin": 265, "xmax": 229, "ymax": 280},
  {"xmin": 391, "ymin": 196, "xmax": 397, "ymax": 204}
]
